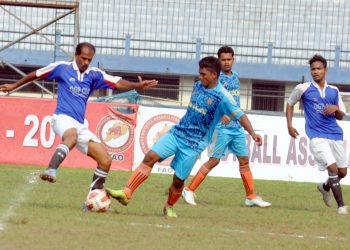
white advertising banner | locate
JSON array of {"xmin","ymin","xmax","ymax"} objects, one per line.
[{"xmin": 135, "ymin": 106, "xmax": 350, "ymax": 184}]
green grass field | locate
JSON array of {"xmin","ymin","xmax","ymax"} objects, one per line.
[{"xmin": 0, "ymin": 164, "xmax": 350, "ymax": 250}]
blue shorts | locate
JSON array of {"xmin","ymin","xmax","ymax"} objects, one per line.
[
  {"xmin": 151, "ymin": 131, "xmax": 200, "ymax": 180},
  {"xmin": 208, "ymin": 127, "xmax": 248, "ymax": 158}
]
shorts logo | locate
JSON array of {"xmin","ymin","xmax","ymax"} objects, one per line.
[
  {"xmin": 140, "ymin": 114, "xmax": 180, "ymax": 166},
  {"xmin": 96, "ymin": 115, "xmax": 134, "ymax": 153}
]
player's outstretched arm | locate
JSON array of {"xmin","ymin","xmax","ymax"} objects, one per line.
[
  {"xmin": 237, "ymin": 114, "xmax": 262, "ymax": 146},
  {"xmin": 0, "ymin": 71, "xmax": 37, "ymax": 93},
  {"xmin": 286, "ymin": 104, "xmax": 299, "ymax": 138},
  {"xmin": 116, "ymin": 76, "xmax": 158, "ymax": 91}
]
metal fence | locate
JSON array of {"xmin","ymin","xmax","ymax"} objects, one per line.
[
  {"xmin": 4, "ymin": 76, "xmax": 350, "ymax": 117},
  {"xmin": 1, "ymin": 0, "xmax": 350, "ymax": 67}
]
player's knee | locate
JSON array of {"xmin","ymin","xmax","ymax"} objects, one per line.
[
  {"xmin": 143, "ymin": 150, "xmax": 160, "ymax": 166},
  {"xmin": 172, "ymin": 175, "xmax": 184, "ymax": 190},
  {"xmin": 327, "ymin": 164, "xmax": 338, "ymax": 175},
  {"xmin": 62, "ymin": 129, "xmax": 78, "ymax": 149},
  {"xmin": 207, "ymin": 158, "xmax": 220, "ymax": 169},
  {"xmin": 98, "ymin": 154, "xmax": 112, "ymax": 170},
  {"xmin": 173, "ymin": 180, "xmax": 184, "ymax": 190},
  {"xmin": 338, "ymin": 168, "xmax": 347, "ymax": 179}
]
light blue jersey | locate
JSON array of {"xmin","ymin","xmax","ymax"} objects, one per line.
[
  {"xmin": 36, "ymin": 61, "xmax": 121, "ymax": 124},
  {"xmin": 288, "ymin": 81, "xmax": 345, "ymax": 140},
  {"xmin": 209, "ymin": 71, "xmax": 247, "ymax": 158},
  {"xmin": 216, "ymin": 71, "xmax": 242, "ymax": 129},
  {"xmin": 170, "ymin": 81, "xmax": 244, "ymax": 151},
  {"xmin": 151, "ymin": 80, "xmax": 244, "ymax": 180},
  {"xmin": 219, "ymin": 71, "xmax": 240, "ymax": 106}
]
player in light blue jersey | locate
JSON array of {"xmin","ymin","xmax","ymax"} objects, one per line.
[
  {"xmin": 286, "ymin": 54, "xmax": 348, "ymax": 215},
  {"xmin": 0, "ymin": 42, "xmax": 157, "ymax": 195},
  {"xmin": 182, "ymin": 46, "xmax": 271, "ymax": 207},
  {"xmin": 106, "ymin": 56, "xmax": 262, "ymax": 218}
]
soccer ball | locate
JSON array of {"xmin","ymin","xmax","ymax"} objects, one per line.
[{"xmin": 85, "ymin": 189, "xmax": 111, "ymax": 212}]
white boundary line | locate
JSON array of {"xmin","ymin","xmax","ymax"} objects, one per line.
[{"xmin": 0, "ymin": 171, "xmax": 39, "ymax": 231}]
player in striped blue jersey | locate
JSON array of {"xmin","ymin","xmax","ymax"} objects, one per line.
[
  {"xmin": 0, "ymin": 42, "xmax": 157, "ymax": 194},
  {"xmin": 182, "ymin": 46, "xmax": 271, "ymax": 208},
  {"xmin": 286, "ymin": 54, "xmax": 348, "ymax": 215},
  {"xmin": 106, "ymin": 56, "xmax": 263, "ymax": 218}
]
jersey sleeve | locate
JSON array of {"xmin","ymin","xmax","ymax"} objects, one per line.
[
  {"xmin": 36, "ymin": 61, "xmax": 68, "ymax": 80},
  {"xmin": 336, "ymin": 88, "xmax": 346, "ymax": 113},
  {"xmin": 219, "ymin": 88, "xmax": 244, "ymax": 120},
  {"xmin": 91, "ymin": 68, "xmax": 122, "ymax": 90},
  {"xmin": 288, "ymin": 82, "xmax": 310, "ymax": 106}
]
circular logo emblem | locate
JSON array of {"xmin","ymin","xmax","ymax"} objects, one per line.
[
  {"xmin": 96, "ymin": 115, "xmax": 134, "ymax": 153},
  {"xmin": 140, "ymin": 114, "xmax": 180, "ymax": 165}
]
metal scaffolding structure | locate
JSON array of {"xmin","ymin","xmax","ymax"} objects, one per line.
[{"xmin": 0, "ymin": 0, "xmax": 79, "ymax": 96}]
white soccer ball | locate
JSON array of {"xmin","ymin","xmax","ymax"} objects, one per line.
[{"xmin": 85, "ymin": 189, "xmax": 111, "ymax": 212}]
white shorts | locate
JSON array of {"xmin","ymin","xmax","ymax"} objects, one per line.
[
  {"xmin": 309, "ymin": 138, "xmax": 347, "ymax": 171},
  {"xmin": 51, "ymin": 114, "xmax": 101, "ymax": 154}
]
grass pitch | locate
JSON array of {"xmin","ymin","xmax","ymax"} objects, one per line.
[{"xmin": 0, "ymin": 164, "xmax": 350, "ymax": 250}]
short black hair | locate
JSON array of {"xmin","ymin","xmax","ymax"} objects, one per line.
[
  {"xmin": 309, "ymin": 54, "xmax": 327, "ymax": 68},
  {"xmin": 199, "ymin": 56, "xmax": 221, "ymax": 76},
  {"xmin": 217, "ymin": 46, "xmax": 234, "ymax": 58},
  {"xmin": 75, "ymin": 42, "xmax": 96, "ymax": 55}
]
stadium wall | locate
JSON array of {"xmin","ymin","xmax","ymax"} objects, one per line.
[{"xmin": 1, "ymin": 97, "xmax": 350, "ymax": 185}]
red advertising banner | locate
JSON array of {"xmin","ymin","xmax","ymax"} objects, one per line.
[{"xmin": 0, "ymin": 97, "xmax": 138, "ymax": 171}]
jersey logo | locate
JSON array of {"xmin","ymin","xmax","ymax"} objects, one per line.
[
  {"xmin": 69, "ymin": 86, "xmax": 90, "ymax": 98},
  {"xmin": 69, "ymin": 77, "xmax": 76, "ymax": 82},
  {"xmin": 207, "ymin": 98, "xmax": 212, "ymax": 105}
]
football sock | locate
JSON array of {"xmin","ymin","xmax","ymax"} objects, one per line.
[
  {"xmin": 187, "ymin": 164, "xmax": 211, "ymax": 192},
  {"xmin": 324, "ymin": 172, "xmax": 346, "ymax": 192},
  {"xmin": 166, "ymin": 184, "xmax": 184, "ymax": 207},
  {"xmin": 123, "ymin": 163, "xmax": 152, "ymax": 198},
  {"xmin": 324, "ymin": 170, "xmax": 346, "ymax": 192},
  {"xmin": 90, "ymin": 166, "xmax": 108, "ymax": 191},
  {"xmin": 328, "ymin": 174, "xmax": 344, "ymax": 207},
  {"xmin": 48, "ymin": 144, "xmax": 69, "ymax": 170},
  {"xmin": 240, "ymin": 163, "xmax": 256, "ymax": 199},
  {"xmin": 323, "ymin": 181, "xmax": 331, "ymax": 192}
]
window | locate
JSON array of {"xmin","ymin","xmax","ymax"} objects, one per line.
[{"xmin": 252, "ymin": 81, "xmax": 285, "ymax": 111}]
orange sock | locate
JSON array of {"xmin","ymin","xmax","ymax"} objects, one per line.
[
  {"xmin": 166, "ymin": 185, "xmax": 183, "ymax": 207},
  {"xmin": 240, "ymin": 164, "xmax": 256, "ymax": 199},
  {"xmin": 187, "ymin": 164, "xmax": 211, "ymax": 192},
  {"xmin": 123, "ymin": 163, "xmax": 152, "ymax": 198}
]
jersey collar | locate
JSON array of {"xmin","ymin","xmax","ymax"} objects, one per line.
[
  {"xmin": 220, "ymin": 71, "xmax": 233, "ymax": 77},
  {"xmin": 311, "ymin": 80, "xmax": 328, "ymax": 89},
  {"xmin": 72, "ymin": 60, "xmax": 92, "ymax": 74},
  {"xmin": 311, "ymin": 80, "xmax": 329, "ymax": 98},
  {"xmin": 72, "ymin": 60, "xmax": 92, "ymax": 81}
]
